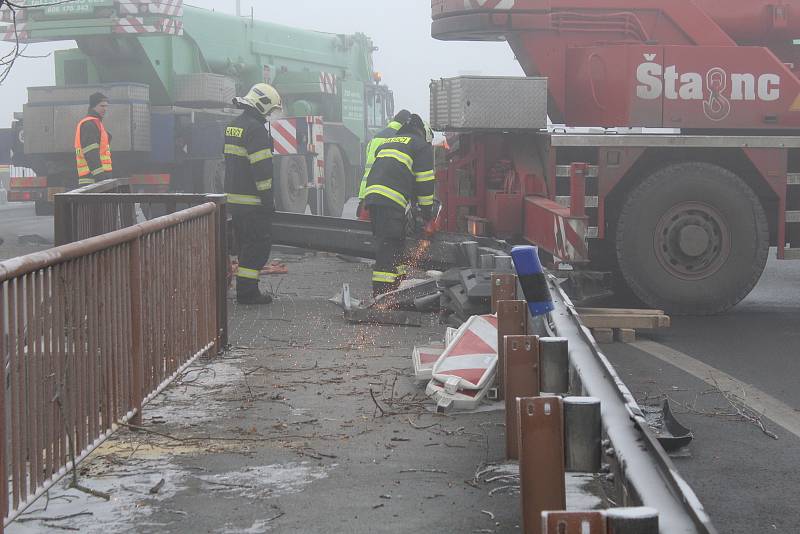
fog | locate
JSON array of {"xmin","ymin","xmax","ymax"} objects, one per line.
[{"xmin": 0, "ymin": 0, "xmax": 522, "ymax": 125}]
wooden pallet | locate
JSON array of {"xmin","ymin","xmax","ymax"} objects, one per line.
[{"xmin": 576, "ymin": 308, "xmax": 670, "ymax": 344}]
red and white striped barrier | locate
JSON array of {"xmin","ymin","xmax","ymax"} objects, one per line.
[
  {"xmin": 117, "ymin": 0, "xmax": 183, "ymax": 17},
  {"xmin": 271, "ymin": 118, "xmax": 299, "ymax": 156},
  {"xmin": 114, "ymin": 16, "xmax": 183, "ymax": 35},
  {"xmin": 2, "ymin": 22, "xmax": 27, "ymax": 41},
  {"xmin": 309, "ymin": 116, "xmax": 324, "ymax": 187},
  {"xmin": 412, "ymin": 343, "xmax": 445, "ymax": 381},
  {"xmin": 465, "ymin": 0, "xmax": 517, "ymax": 9},
  {"xmin": 426, "ymin": 314, "xmax": 499, "ymax": 411}
]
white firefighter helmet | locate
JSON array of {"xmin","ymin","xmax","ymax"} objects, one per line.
[
  {"xmin": 422, "ymin": 121, "xmax": 434, "ymax": 144},
  {"xmin": 236, "ymin": 83, "xmax": 282, "ymax": 117}
]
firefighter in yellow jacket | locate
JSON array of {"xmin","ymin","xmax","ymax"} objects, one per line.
[
  {"xmin": 363, "ymin": 114, "xmax": 435, "ymax": 297},
  {"xmin": 74, "ymin": 92, "xmax": 112, "ymax": 185},
  {"xmin": 224, "ymin": 83, "xmax": 282, "ymax": 305}
]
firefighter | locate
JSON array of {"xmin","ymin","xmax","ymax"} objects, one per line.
[
  {"xmin": 74, "ymin": 92, "xmax": 112, "ymax": 185},
  {"xmin": 356, "ymin": 108, "xmax": 412, "ymax": 219},
  {"xmin": 224, "ymin": 83, "xmax": 282, "ymax": 305},
  {"xmin": 363, "ymin": 114, "xmax": 435, "ymax": 298}
]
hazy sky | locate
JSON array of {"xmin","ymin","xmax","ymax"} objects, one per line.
[{"xmin": 0, "ymin": 1, "xmax": 522, "ymax": 125}]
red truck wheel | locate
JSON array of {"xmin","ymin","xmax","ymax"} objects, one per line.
[{"xmin": 616, "ymin": 162, "xmax": 769, "ymax": 315}]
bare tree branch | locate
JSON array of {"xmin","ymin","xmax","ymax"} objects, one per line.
[{"xmin": 0, "ymin": 0, "xmax": 81, "ymax": 85}]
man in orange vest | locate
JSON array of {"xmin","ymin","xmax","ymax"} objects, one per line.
[{"xmin": 74, "ymin": 92, "xmax": 113, "ymax": 185}]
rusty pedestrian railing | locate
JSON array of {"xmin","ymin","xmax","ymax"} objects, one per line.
[
  {"xmin": 1, "ymin": 203, "xmax": 223, "ymax": 531},
  {"xmin": 53, "ymin": 178, "xmax": 228, "ymax": 347}
]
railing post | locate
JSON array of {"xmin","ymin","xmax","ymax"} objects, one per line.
[
  {"xmin": 0, "ymin": 283, "xmax": 5, "ymax": 534},
  {"xmin": 53, "ymin": 195, "xmax": 74, "ymax": 246},
  {"xmin": 216, "ymin": 200, "xmax": 228, "ymax": 349},
  {"xmin": 129, "ymin": 236, "xmax": 144, "ymax": 426}
]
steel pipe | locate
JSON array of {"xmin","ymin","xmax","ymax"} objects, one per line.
[
  {"xmin": 564, "ymin": 396, "xmax": 602, "ymax": 472},
  {"xmin": 606, "ymin": 507, "xmax": 659, "ymax": 534},
  {"xmin": 539, "ymin": 337, "xmax": 570, "ymax": 394}
]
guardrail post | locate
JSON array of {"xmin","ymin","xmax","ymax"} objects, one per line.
[
  {"xmin": 605, "ymin": 507, "xmax": 659, "ymax": 533},
  {"xmin": 504, "ymin": 335, "xmax": 540, "ymax": 460},
  {"xmin": 564, "ymin": 396, "xmax": 602, "ymax": 472},
  {"xmin": 519, "ymin": 396, "xmax": 566, "ymax": 534},
  {"xmin": 491, "ymin": 273, "xmax": 517, "ymax": 313},
  {"xmin": 496, "ymin": 300, "xmax": 527, "ymax": 400},
  {"xmin": 539, "ymin": 337, "xmax": 570, "ymax": 394},
  {"xmin": 129, "ymin": 236, "xmax": 144, "ymax": 426},
  {"xmin": 542, "ymin": 511, "xmax": 607, "ymax": 533}
]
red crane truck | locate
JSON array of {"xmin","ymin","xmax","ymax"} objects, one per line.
[{"xmin": 430, "ymin": 0, "xmax": 800, "ymax": 314}]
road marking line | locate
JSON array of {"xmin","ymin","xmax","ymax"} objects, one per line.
[{"xmin": 631, "ymin": 340, "xmax": 800, "ymax": 439}]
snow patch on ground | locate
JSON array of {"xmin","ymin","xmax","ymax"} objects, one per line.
[
  {"xmin": 194, "ymin": 461, "xmax": 330, "ymax": 500},
  {"xmin": 144, "ymin": 359, "xmax": 244, "ymax": 425},
  {"xmin": 7, "ymin": 461, "xmax": 331, "ymax": 534}
]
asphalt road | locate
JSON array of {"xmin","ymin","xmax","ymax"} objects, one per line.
[
  {"xmin": 601, "ymin": 254, "xmax": 800, "ymax": 534},
  {"xmin": 0, "ymin": 202, "xmax": 54, "ymax": 261}
]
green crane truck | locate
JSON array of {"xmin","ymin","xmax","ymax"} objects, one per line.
[{"xmin": 0, "ymin": 0, "xmax": 395, "ymax": 216}]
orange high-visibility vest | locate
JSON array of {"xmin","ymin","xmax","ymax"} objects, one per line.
[{"xmin": 74, "ymin": 116, "xmax": 112, "ymax": 181}]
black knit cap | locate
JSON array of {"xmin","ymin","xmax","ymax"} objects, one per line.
[{"xmin": 89, "ymin": 92, "xmax": 109, "ymax": 109}]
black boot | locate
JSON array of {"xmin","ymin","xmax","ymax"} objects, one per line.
[
  {"xmin": 237, "ymin": 291, "xmax": 273, "ymax": 305},
  {"xmin": 236, "ymin": 278, "xmax": 272, "ymax": 305}
]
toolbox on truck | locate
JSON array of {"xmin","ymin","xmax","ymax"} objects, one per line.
[
  {"xmin": 175, "ymin": 73, "xmax": 236, "ymax": 108},
  {"xmin": 430, "ymin": 76, "xmax": 548, "ymax": 131},
  {"xmin": 23, "ymin": 83, "xmax": 151, "ymax": 154}
]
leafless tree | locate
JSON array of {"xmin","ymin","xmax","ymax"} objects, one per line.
[{"xmin": 0, "ymin": 0, "xmax": 78, "ymax": 84}]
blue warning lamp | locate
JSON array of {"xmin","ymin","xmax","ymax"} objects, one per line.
[{"xmin": 511, "ymin": 245, "xmax": 554, "ymax": 317}]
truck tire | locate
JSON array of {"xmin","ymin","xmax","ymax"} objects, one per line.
[
  {"xmin": 201, "ymin": 159, "xmax": 225, "ymax": 194},
  {"xmin": 275, "ymin": 155, "xmax": 309, "ymax": 213},
  {"xmin": 616, "ymin": 162, "xmax": 768, "ymax": 315},
  {"xmin": 323, "ymin": 145, "xmax": 346, "ymax": 217}
]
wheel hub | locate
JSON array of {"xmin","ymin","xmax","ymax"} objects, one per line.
[
  {"xmin": 654, "ymin": 202, "xmax": 730, "ymax": 280},
  {"xmin": 287, "ymin": 162, "xmax": 306, "ymax": 202},
  {"xmin": 678, "ymin": 224, "xmax": 709, "ymax": 257}
]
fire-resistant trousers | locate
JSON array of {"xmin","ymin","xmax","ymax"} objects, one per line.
[
  {"xmin": 231, "ymin": 205, "xmax": 273, "ymax": 298},
  {"xmin": 369, "ymin": 204, "xmax": 406, "ymax": 297}
]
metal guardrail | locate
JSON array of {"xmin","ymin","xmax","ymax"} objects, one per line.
[
  {"xmin": 1, "ymin": 202, "xmax": 225, "ymax": 532},
  {"xmin": 53, "ymin": 178, "xmax": 228, "ymax": 347},
  {"xmin": 491, "ymin": 273, "xmax": 716, "ymax": 533}
]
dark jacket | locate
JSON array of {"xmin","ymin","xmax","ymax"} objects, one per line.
[
  {"xmin": 223, "ymin": 106, "xmax": 274, "ymax": 209},
  {"xmin": 363, "ymin": 125, "xmax": 434, "ymax": 211}
]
